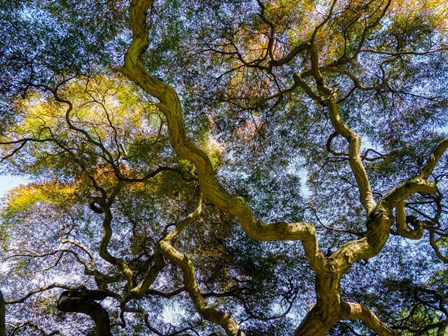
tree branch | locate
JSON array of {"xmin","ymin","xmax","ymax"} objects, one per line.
[
  {"xmin": 327, "ymin": 93, "xmax": 376, "ymax": 213},
  {"xmin": 129, "ymin": 250, "xmax": 165, "ymax": 298},
  {"xmin": 395, "ymin": 201, "xmax": 424, "ymax": 240},
  {"xmin": 429, "ymin": 230, "xmax": 448, "ymax": 263},
  {"xmin": 419, "ymin": 138, "xmax": 448, "ymax": 179},
  {"xmin": 341, "ymin": 301, "xmax": 396, "ymax": 335},
  {"xmin": 159, "ymin": 239, "xmax": 244, "ymax": 336},
  {"xmin": 121, "ymin": 0, "xmax": 328, "ymax": 276},
  {"xmin": 158, "ymin": 193, "xmax": 244, "ymax": 336},
  {"xmin": 57, "ymin": 289, "xmax": 111, "ymax": 336},
  {"xmin": 6, "ymin": 321, "xmax": 62, "ymax": 336},
  {"xmin": 6, "ymin": 284, "xmax": 84, "ymax": 305}
]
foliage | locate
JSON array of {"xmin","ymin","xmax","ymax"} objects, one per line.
[{"xmin": 0, "ymin": 0, "xmax": 448, "ymax": 335}]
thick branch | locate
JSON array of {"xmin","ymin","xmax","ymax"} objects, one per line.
[
  {"xmin": 341, "ymin": 301, "xmax": 396, "ymax": 335},
  {"xmin": 327, "ymin": 93, "xmax": 376, "ymax": 213},
  {"xmin": 164, "ymin": 192, "xmax": 203, "ymax": 242},
  {"xmin": 121, "ymin": 0, "xmax": 328, "ymax": 276},
  {"xmin": 395, "ymin": 201, "xmax": 423, "ymax": 240},
  {"xmin": 58, "ymin": 289, "xmax": 111, "ymax": 336},
  {"xmin": 420, "ymin": 138, "xmax": 448, "ymax": 179},
  {"xmin": 119, "ymin": 3, "xmax": 448, "ymax": 336},
  {"xmin": 158, "ymin": 196, "xmax": 243, "ymax": 336},
  {"xmin": 121, "ymin": 0, "xmax": 166, "ymax": 100},
  {"xmin": 329, "ymin": 141, "xmax": 445, "ymax": 275},
  {"xmin": 129, "ymin": 251, "xmax": 165, "ymax": 298},
  {"xmin": 382, "ymin": 177, "xmax": 437, "ymax": 206},
  {"xmin": 294, "ymin": 273, "xmax": 342, "ymax": 336},
  {"xmin": 329, "ymin": 174, "xmax": 439, "ymax": 271},
  {"xmin": 159, "ymin": 241, "xmax": 244, "ymax": 336}
]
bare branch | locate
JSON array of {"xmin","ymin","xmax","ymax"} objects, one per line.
[
  {"xmin": 6, "ymin": 283, "xmax": 85, "ymax": 305},
  {"xmin": 0, "ymin": 138, "xmax": 54, "ymax": 162},
  {"xmin": 429, "ymin": 230, "xmax": 448, "ymax": 263},
  {"xmin": 326, "ymin": 132, "xmax": 349, "ymax": 157},
  {"xmin": 361, "ymin": 47, "xmax": 448, "ymax": 56},
  {"xmin": 57, "ymin": 289, "xmax": 111, "ymax": 336},
  {"xmin": 6, "ymin": 321, "xmax": 63, "ymax": 336}
]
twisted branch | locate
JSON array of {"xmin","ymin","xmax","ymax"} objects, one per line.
[{"xmin": 341, "ymin": 301, "xmax": 396, "ymax": 336}]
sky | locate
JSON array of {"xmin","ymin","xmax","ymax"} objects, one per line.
[{"xmin": 0, "ymin": 175, "xmax": 29, "ymax": 197}]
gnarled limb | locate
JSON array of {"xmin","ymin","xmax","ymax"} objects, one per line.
[
  {"xmin": 395, "ymin": 201, "xmax": 424, "ymax": 239},
  {"xmin": 341, "ymin": 301, "xmax": 396, "ymax": 336},
  {"xmin": 95, "ymin": 192, "xmax": 166, "ymax": 299},
  {"xmin": 121, "ymin": 0, "xmax": 329, "ymax": 275},
  {"xmin": 420, "ymin": 138, "xmax": 448, "ymax": 179},
  {"xmin": 294, "ymin": 273, "xmax": 342, "ymax": 336},
  {"xmin": 382, "ymin": 177, "xmax": 437, "ymax": 206},
  {"xmin": 325, "ymin": 139, "xmax": 447, "ymax": 272},
  {"xmin": 328, "ymin": 175, "xmax": 440, "ymax": 272},
  {"xmin": 94, "ymin": 194, "xmax": 136, "ymax": 290},
  {"xmin": 120, "ymin": 1, "xmax": 448, "ymax": 335},
  {"xmin": 57, "ymin": 289, "xmax": 111, "ymax": 336},
  {"xmin": 159, "ymin": 241, "xmax": 244, "ymax": 336},
  {"xmin": 327, "ymin": 93, "xmax": 376, "ymax": 213},
  {"xmin": 328, "ymin": 206, "xmax": 392, "ymax": 272},
  {"xmin": 294, "ymin": 304, "xmax": 339, "ymax": 336},
  {"xmin": 158, "ymin": 193, "xmax": 244, "ymax": 336}
]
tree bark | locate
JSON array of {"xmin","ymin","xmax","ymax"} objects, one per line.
[
  {"xmin": 57, "ymin": 290, "xmax": 111, "ymax": 336},
  {"xmin": 120, "ymin": 1, "xmax": 448, "ymax": 335},
  {"xmin": 0, "ymin": 290, "xmax": 5, "ymax": 336},
  {"xmin": 294, "ymin": 274, "xmax": 341, "ymax": 336},
  {"xmin": 341, "ymin": 301, "xmax": 396, "ymax": 335},
  {"xmin": 438, "ymin": 320, "xmax": 448, "ymax": 336}
]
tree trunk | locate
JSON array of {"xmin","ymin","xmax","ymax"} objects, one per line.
[
  {"xmin": 294, "ymin": 274, "xmax": 342, "ymax": 336},
  {"xmin": 0, "ymin": 291, "xmax": 5, "ymax": 336}
]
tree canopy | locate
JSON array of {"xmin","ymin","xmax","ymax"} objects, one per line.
[{"xmin": 0, "ymin": 0, "xmax": 447, "ymax": 335}]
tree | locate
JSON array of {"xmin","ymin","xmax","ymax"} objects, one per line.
[{"xmin": 0, "ymin": 0, "xmax": 447, "ymax": 335}]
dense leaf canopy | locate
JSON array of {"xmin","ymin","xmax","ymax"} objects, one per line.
[{"xmin": 0, "ymin": 0, "xmax": 447, "ymax": 335}]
